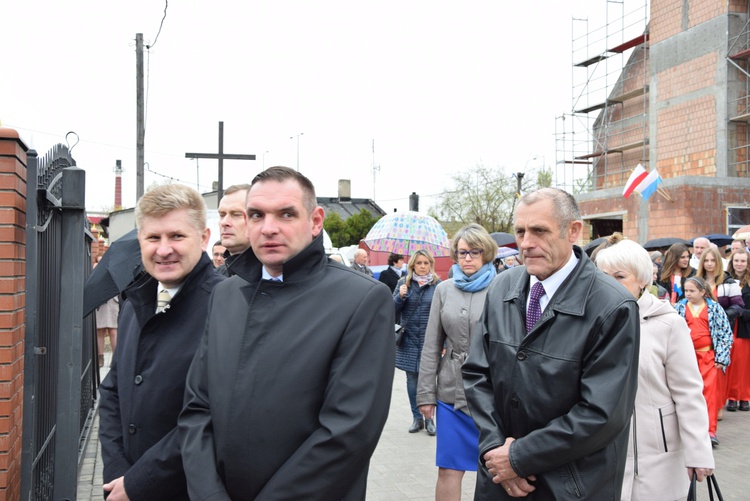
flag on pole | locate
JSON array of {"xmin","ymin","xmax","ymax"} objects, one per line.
[
  {"xmin": 623, "ymin": 164, "xmax": 648, "ymax": 198},
  {"xmin": 632, "ymin": 168, "xmax": 662, "ymax": 200}
]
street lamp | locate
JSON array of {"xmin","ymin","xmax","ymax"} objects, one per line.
[{"xmin": 290, "ymin": 133, "xmax": 304, "ymax": 171}]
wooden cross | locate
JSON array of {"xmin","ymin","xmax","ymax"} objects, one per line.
[{"xmin": 185, "ymin": 121, "xmax": 256, "ymax": 202}]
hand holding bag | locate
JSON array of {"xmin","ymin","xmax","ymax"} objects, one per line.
[
  {"xmin": 687, "ymin": 472, "xmax": 723, "ymax": 501},
  {"xmin": 394, "ymin": 284, "xmax": 426, "ymax": 347}
]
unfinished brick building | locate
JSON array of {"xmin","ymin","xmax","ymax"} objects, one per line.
[{"xmin": 556, "ymin": 0, "xmax": 750, "ymax": 244}]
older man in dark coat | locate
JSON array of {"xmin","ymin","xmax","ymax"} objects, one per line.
[
  {"xmin": 99, "ymin": 184, "xmax": 224, "ymax": 500},
  {"xmin": 463, "ymin": 188, "xmax": 640, "ymax": 500},
  {"xmin": 179, "ymin": 166, "xmax": 395, "ymax": 500}
]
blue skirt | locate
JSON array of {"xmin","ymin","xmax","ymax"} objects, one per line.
[{"xmin": 435, "ymin": 400, "xmax": 479, "ymax": 471}]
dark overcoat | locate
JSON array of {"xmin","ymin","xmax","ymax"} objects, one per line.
[
  {"xmin": 378, "ymin": 266, "xmax": 402, "ymax": 293},
  {"xmin": 179, "ymin": 232, "xmax": 395, "ymax": 500},
  {"xmin": 99, "ymin": 253, "xmax": 224, "ymax": 500},
  {"xmin": 463, "ymin": 247, "xmax": 640, "ymax": 500}
]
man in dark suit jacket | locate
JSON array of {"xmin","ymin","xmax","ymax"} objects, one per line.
[
  {"xmin": 179, "ymin": 166, "xmax": 394, "ymax": 500},
  {"xmin": 99, "ymin": 184, "xmax": 224, "ymax": 500},
  {"xmin": 378, "ymin": 252, "xmax": 405, "ymax": 293}
]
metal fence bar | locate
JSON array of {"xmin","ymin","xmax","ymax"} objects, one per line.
[
  {"xmin": 20, "ymin": 148, "xmax": 40, "ymax": 501},
  {"xmin": 53, "ymin": 166, "xmax": 86, "ymax": 499}
]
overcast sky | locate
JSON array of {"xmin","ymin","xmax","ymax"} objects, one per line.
[{"xmin": 1, "ymin": 1, "xmax": 648, "ymax": 215}]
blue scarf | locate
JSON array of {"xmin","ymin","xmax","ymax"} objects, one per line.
[{"xmin": 452, "ymin": 263, "xmax": 496, "ymax": 292}]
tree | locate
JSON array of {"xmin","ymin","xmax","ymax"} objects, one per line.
[
  {"xmin": 324, "ymin": 212, "xmax": 348, "ymax": 248},
  {"xmin": 431, "ymin": 164, "xmax": 536, "ymax": 234},
  {"xmin": 324, "ymin": 209, "xmax": 380, "ymax": 248},
  {"xmin": 345, "ymin": 209, "xmax": 380, "ymax": 243}
]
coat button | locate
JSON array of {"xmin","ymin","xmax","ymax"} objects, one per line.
[
  {"xmin": 134, "ymin": 375, "xmax": 143, "ymax": 385},
  {"xmin": 128, "ymin": 424, "xmax": 136, "ymax": 435},
  {"xmin": 516, "ymin": 351, "xmax": 528, "ymax": 361},
  {"xmin": 510, "ymin": 397, "xmax": 520, "ymax": 408}
]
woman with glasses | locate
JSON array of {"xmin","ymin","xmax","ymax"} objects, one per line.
[
  {"xmin": 657, "ymin": 243, "xmax": 696, "ymax": 305},
  {"xmin": 395, "ymin": 249, "xmax": 441, "ymax": 434},
  {"xmin": 417, "ymin": 224, "xmax": 497, "ymax": 500}
]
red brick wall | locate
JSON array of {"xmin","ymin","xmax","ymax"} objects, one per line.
[
  {"xmin": 0, "ymin": 129, "xmax": 26, "ymax": 500},
  {"xmin": 580, "ymin": 183, "xmax": 748, "ymax": 243}
]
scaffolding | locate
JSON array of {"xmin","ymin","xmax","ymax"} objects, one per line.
[
  {"xmin": 727, "ymin": 2, "xmax": 750, "ymax": 178},
  {"xmin": 555, "ymin": 1, "xmax": 650, "ymax": 194}
]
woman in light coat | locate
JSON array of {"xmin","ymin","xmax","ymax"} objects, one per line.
[
  {"xmin": 417, "ymin": 224, "xmax": 497, "ymax": 501},
  {"xmin": 595, "ymin": 239, "xmax": 714, "ymax": 501}
]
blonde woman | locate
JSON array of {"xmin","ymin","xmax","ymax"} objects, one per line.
[
  {"xmin": 417, "ymin": 224, "xmax": 497, "ymax": 500},
  {"xmin": 394, "ymin": 249, "xmax": 440, "ymax": 433}
]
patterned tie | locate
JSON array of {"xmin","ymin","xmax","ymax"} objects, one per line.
[
  {"xmin": 526, "ymin": 282, "xmax": 546, "ymax": 333},
  {"xmin": 156, "ymin": 289, "xmax": 171, "ymax": 313}
]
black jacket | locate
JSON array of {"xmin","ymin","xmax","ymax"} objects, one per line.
[
  {"xmin": 378, "ymin": 266, "xmax": 402, "ymax": 293},
  {"xmin": 738, "ymin": 282, "xmax": 750, "ymax": 339},
  {"xmin": 99, "ymin": 254, "xmax": 224, "ymax": 500},
  {"xmin": 179, "ymin": 233, "xmax": 395, "ymax": 500},
  {"xmin": 463, "ymin": 247, "xmax": 640, "ymax": 500},
  {"xmin": 656, "ymin": 266, "xmax": 696, "ymax": 303}
]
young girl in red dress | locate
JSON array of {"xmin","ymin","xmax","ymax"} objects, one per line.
[{"xmin": 675, "ymin": 276, "xmax": 734, "ymax": 447}]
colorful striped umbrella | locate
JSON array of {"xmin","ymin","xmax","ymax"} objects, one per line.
[{"xmin": 364, "ymin": 211, "xmax": 450, "ymax": 257}]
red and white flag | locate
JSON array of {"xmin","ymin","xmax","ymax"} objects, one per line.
[{"xmin": 622, "ymin": 164, "xmax": 648, "ymax": 198}]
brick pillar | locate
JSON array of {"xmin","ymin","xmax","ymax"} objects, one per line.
[{"xmin": 0, "ymin": 128, "xmax": 26, "ymax": 500}]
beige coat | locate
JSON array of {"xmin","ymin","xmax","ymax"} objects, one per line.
[
  {"xmin": 416, "ymin": 279, "xmax": 489, "ymax": 413},
  {"xmin": 621, "ymin": 292, "xmax": 715, "ymax": 501}
]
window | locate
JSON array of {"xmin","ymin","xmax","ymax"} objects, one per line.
[{"xmin": 727, "ymin": 206, "xmax": 750, "ymax": 235}]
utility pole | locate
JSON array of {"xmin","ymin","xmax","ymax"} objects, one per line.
[{"xmin": 136, "ymin": 33, "xmax": 145, "ymax": 201}]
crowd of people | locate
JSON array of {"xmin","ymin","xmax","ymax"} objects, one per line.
[{"xmin": 89, "ymin": 173, "xmax": 749, "ymax": 500}]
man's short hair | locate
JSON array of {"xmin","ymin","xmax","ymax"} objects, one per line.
[
  {"xmin": 223, "ymin": 184, "xmax": 252, "ymax": 197},
  {"xmin": 354, "ymin": 249, "xmax": 368, "ymax": 259},
  {"xmin": 518, "ymin": 188, "xmax": 581, "ymax": 234},
  {"xmin": 212, "ymin": 240, "xmax": 223, "ymax": 249},
  {"xmin": 251, "ymin": 166, "xmax": 317, "ymax": 214},
  {"xmin": 693, "ymin": 237, "xmax": 710, "ymax": 247},
  {"xmin": 135, "ymin": 184, "xmax": 206, "ymax": 232}
]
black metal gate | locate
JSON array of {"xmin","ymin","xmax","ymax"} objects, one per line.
[{"xmin": 20, "ymin": 145, "xmax": 98, "ymax": 501}]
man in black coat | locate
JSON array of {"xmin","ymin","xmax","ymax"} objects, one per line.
[
  {"xmin": 179, "ymin": 166, "xmax": 395, "ymax": 500},
  {"xmin": 463, "ymin": 188, "xmax": 639, "ymax": 500},
  {"xmin": 215, "ymin": 184, "xmax": 252, "ymax": 276},
  {"xmin": 99, "ymin": 184, "xmax": 224, "ymax": 500},
  {"xmin": 378, "ymin": 252, "xmax": 404, "ymax": 292}
]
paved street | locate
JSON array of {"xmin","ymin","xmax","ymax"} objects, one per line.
[{"xmin": 78, "ymin": 362, "xmax": 749, "ymax": 500}]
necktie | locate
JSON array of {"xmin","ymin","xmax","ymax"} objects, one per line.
[
  {"xmin": 526, "ymin": 282, "xmax": 546, "ymax": 332},
  {"xmin": 156, "ymin": 289, "xmax": 171, "ymax": 313}
]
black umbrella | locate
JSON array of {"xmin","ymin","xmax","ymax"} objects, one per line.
[
  {"xmin": 490, "ymin": 232, "xmax": 517, "ymax": 248},
  {"xmin": 83, "ymin": 228, "xmax": 142, "ymax": 317},
  {"xmin": 642, "ymin": 237, "xmax": 690, "ymax": 251},
  {"xmin": 583, "ymin": 237, "xmax": 607, "ymax": 256},
  {"xmin": 693, "ymin": 233, "xmax": 734, "ymax": 248}
]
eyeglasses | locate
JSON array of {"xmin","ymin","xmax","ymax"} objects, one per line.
[{"xmin": 457, "ymin": 249, "xmax": 483, "ymax": 259}]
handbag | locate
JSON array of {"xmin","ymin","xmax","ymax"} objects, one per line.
[
  {"xmin": 394, "ymin": 324, "xmax": 406, "ymax": 347},
  {"xmin": 687, "ymin": 472, "xmax": 723, "ymax": 501}
]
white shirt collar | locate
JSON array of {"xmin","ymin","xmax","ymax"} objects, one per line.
[
  {"xmin": 262, "ymin": 267, "xmax": 283, "ymax": 282},
  {"xmin": 528, "ymin": 251, "xmax": 579, "ymax": 312},
  {"xmin": 157, "ymin": 283, "xmax": 181, "ymax": 298}
]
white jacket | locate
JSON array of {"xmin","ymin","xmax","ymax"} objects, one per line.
[{"xmin": 621, "ymin": 292, "xmax": 715, "ymax": 501}]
